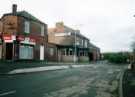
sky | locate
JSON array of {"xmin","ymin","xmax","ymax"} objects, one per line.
[{"xmin": 0, "ymin": 0, "xmax": 135, "ymax": 52}]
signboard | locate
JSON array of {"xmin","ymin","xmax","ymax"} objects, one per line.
[
  {"xmin": 3, "ymin": 35, "xmax": 16, "ymax": 43},
  {"xmin": 17, "ymin": 36, "xmax": 25, "ymax": 41},
  {"xmin": 20, "ymin": 37, "xmax": 36, "ymax": 45},
  {"xmin": 3, "ymin": 35, "xmax": 13, "ymax": 43},
  {"xmin": 55, "ymin": 32, "xmax": 71, "ymax": 37},
  {"xmin": 30, "ymin": 38, "xmax": 36, "ymax": 43},
  {"xmin": 3, "ymin": 35, "xmax": 12, "ymax": 40}
]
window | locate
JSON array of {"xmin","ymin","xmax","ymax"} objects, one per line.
[
  {"xmin": 84, "ymin": 51, "xmax": 88, "ymax": 56},
  {"xmin": 41, "ymin": 25, "xmax": 44, "ymax": 36},
  {"xmin": 50, "ymin": 48, "xmax": 54, "ymax": 56},
  {"xmin": 81, "ymin": 39, "xmax": 83, "ymax": 46},
  {"xmin": 69, "ymin": 49, "xmax": 73, "ymax": 55},
  {"xmin": 85, "ymin": 40, "xmax": 88, "ymax": 48},
  {"xmin": 61, "ymin": 49, "xmax": 66, "ymax": 56},
  {"xmin": 24, "ymin": 21, "xmax": 30, "ymax": 33},
  {"xmin": 79, "ymin": 51, "xmax": 84, "ymax": 56},
  {"xmin": 19, "ymin": 45, "xmax": 33, "ymax": 59}
]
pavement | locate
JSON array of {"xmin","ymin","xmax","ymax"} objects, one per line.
[
  {"xmin": 122, "ymin": 69, "xmax": 135, "ymax": 97},
  {"xmin": 0, "ymin": 62, "xmax": 127, "ymax": 97},
  {"xmin": 0, "ymin": 61, "xmax": 91, "ymax": 74}
]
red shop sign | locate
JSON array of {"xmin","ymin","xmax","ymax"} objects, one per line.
[
  {"xmin": 18, "ymin": 36, "xmax": 25, "ymax": 41},
  {"xmin": 3, "ymin": 35, "xmax": 12, "ymax": 40},
  {"xmin": 30, "ymin": 38, "xmax": 36, "ymax": 43}
]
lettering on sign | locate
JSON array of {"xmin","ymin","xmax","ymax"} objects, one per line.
[{"xmin": 3, "ymin": 35, "xmax": 12, "ymax": 40}]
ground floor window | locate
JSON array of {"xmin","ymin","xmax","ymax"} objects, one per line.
[
  {"xmin": 49, "ymin": 48, "xmax": 54, "ymax": 56},
  {"xmin": 84, "ymin": 51, "xmax": 88, "ymax": 56},
  {"xmin": 79, "ymin": 50, "xmax": 88, "ymax": 56},
  {"xmin": 69, "ymin": 49, "xmax": 73, "ymax": 55},
  {"xmin": 61, "ymin": 49, "xmax": 67, "ymax": 56},
  {"xmin": 79, "ymin": 51, "xmax": 84, "ymax": 56},
  {"xmin": 19, "ymin": 45, "xmax": 33, "ymax": 59}
]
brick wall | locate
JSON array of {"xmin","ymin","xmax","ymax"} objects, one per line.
[{"xmin": 1, "ymin": 15, "xmax": 18, "ymax": 35}]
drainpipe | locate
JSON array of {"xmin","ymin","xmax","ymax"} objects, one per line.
[{"xmin": 12, "ymin": 4, "xmax": 17, "ymax": 61}]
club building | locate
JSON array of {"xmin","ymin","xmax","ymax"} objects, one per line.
[
  {"xmin": 48, "ymin": 22, "xmax": 100, "ymax": 62},
  {"xmin": 0, "ymin": 5, "xmax": 48, "ymax": 61}
]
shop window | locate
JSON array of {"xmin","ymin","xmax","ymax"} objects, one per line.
[
  {"xmin": 24, "ymin": 21, "xmax": 30, "ymax": 34},
  {"xmin": 19, "ymin": 45, "xmax": 33, "ymax": 59}
]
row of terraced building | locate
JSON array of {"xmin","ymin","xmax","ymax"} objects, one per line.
[{"xmin": 0, "ymin": 4, "xmax": 100, "ymax": 62}]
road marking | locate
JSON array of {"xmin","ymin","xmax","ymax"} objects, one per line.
[{"xmin": 0, "ymin": 90, "xmax": 16, "ymax": 96}]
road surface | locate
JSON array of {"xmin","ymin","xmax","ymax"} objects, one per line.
[{"xmin": 0, "ymin": 62, "xmax": 126, "ymax": 97}]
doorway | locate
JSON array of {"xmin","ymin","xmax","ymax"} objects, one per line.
[
  {"xmin": 6, "ymin": 43, "xmax": 13, "ymax": 60},
  {"xmin": 88, "ymin": 52, "xmax": 94, "ymax": 61}
]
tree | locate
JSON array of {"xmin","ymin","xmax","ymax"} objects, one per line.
[{"xmin": 131, "ymin": 42, "xmax": 135, "ymax": 62}]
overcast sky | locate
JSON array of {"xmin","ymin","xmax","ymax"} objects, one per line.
[{"xmin": 0, "ymin": 0, "xmax": 135, "ymax": 52}]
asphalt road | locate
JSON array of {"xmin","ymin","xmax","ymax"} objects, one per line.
[{"xmin": 0, "ymin": 62, "xmax": 126, "ymax": 97}]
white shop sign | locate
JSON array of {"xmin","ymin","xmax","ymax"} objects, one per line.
[
  {"xmin": 20, "ymin": 37, "xmax": 36, "ymax": 45},
  {"xmin": 55, "ymin": 32, "xmax": 71, "ymax": 37},
  {"xmin": 3, "ymin": 35, "xmax": 16, "ymax": 43}
]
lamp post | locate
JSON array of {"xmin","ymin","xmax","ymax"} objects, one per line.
[
  {"xmin": 72, "ymin": 24, "xmax": 83, "ymax": 63},
  {"xmin": 74, "ymin": 30, "xmax": 77, "ymax": 63}
]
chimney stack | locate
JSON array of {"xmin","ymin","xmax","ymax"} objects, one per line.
[{"xmin": 12, "ymin": 4, "xmax": 17, "ymax": 15}]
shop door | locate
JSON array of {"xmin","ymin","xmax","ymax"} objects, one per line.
[
  {"xmin": 6, "ymin": 43, "xmax": 13, "ymax": 60},
  {"xmin": 40, "ymin": 45, "xmax": 44, "ymax": 60}
]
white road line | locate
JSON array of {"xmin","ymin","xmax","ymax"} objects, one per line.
[{"xmin": 0, "ymin": 90, "xmax": 16, "ymax": 96}]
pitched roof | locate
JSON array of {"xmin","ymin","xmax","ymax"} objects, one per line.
[
  {"xmin": 17, "ymin": 11, "xmax": 40, "ymax": 20},
  {"xmin": 3, "ymin": 11, "xmax": 44, "ymax": 24}
]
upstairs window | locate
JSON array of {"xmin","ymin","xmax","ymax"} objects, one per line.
[
  {"xmin": 81, "ymin": 39, "xmax": 83, "ymax": 46},
  {"xmin": 41, "ymin": 25, "xmax": 44, "ymax": 36},
  {"xmin": 24, "ymin": 21, "xmax": 30, "ymax": 34},
  {"xmin": 85, "ymin": 40, "xmax": 88, "ymax": 48}
]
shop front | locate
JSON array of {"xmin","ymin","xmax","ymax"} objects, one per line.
[
  {"xmin": 17, "ymin": 36, "xmax": 36, "ymax": 60},
  {"xmin": 3, "ymin": 35, "xmax": 16, "ymax": 60}
]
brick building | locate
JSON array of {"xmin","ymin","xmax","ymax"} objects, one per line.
[
  {"xmin": 0, "ymin": 4, "xmax": 48, "ymax": 61},
  {"xmin": 48, "ymin": 22, "xmax": 95, "ymax": 62},
  {"xmin": 88, "ymin": 42, "xmax": 101, "ymax": 61}
]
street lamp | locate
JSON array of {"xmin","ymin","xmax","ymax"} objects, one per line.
[
  {"xmin": 74, "ymin": 30, "xmax": 77, "ymax": 63},
  {"xmin": 72, "ymin": 24, "xmax": 83, "ymax": 63}
]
